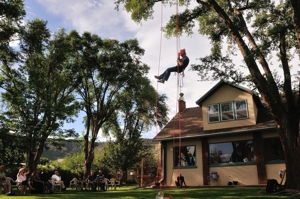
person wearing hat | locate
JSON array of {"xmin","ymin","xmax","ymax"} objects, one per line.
[{"xmin": 155, "ymin": 48, "xmax": 189, "ymax": 83}]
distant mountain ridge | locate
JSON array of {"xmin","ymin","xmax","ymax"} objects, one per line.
[
  {"xmin": 42, "ymin": 138, "xmax": 154, "ymax": 160},
  {"xmin": 41, "ymin": 139, "xmax": 104, "ymax": 160}
]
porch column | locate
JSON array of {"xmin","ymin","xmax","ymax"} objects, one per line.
[{"xmin": 253, "ymin": 132, "xmax": 267, "ymax": 184}]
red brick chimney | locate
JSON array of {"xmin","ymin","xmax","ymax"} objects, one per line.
[{"xmin": 178, "ymin": 93, "xmax": 186, "ymax": 112}]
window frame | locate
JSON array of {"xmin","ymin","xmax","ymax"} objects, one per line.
[
  {"xmin": 234, "ymin": 100, "xmax": 249, "ymax": 120},
  {"xmin": 209, "ymin": 139, "xmax": 256, "ymax": 166},
  {"xmin": 173, "ymin": 145, "xmax": 197, "ymax": 168},
  {"xmin": 220, "ymin": 101, "xmax": 234, "ymax": 121},
  {"xmin": 208, "ymin": 104, "xmax": 220, "ymax": 123},
  {"xmin": 208, "ymin": 100, "xmax": 249, "ymax": 123}
]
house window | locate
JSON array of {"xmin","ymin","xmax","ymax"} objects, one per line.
[
  {"xmin": 209, "ymin": 140, "xmax": 255, "ymax": 164},
  {"xmin": 208, "ymin": 100, "xmax": 248, "ymax": 123},
  {"xmin": 221, "ymin": 102, "xmax": 234, "ymax": 121},
  {"xmin": 208, "ymin": 104, "xmax": 220, "ymax": 122},
  {"xmin": 264, "ymin": 137, "xmax": 284, "ymax": 162},
  {"xmin": 235, "ymin": 100, "xmax": 248, "ymax": 119},
  {"xmin": 174, "ymin": 145, "xmax": 196, "ymax": 167}
]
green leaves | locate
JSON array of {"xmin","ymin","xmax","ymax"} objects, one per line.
[
  {"xmin": 0, "ymin": 117, "xmax": 26, "ymax": 170},
  {"xmin": 0, "ymin": 18, "xmax": 80, "ymax": 172},
  {"xmin": 0, "ymin": 0, "xmax": 25, "ymax": 61}
]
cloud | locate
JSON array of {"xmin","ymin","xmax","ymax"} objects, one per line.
[{"xmin": 35, "ymin": 0, "xmax": 135, "ymax": 39}]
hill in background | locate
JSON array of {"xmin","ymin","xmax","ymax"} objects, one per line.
[
  {"xmin": 42, "ymin": 138, "xmax": 154, "ymax": 161},
  {"xmin": 42, "ymin": 139, "xmax": 104, "ymax": 160}
]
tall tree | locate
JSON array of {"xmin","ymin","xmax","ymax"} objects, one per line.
[
  {"xmin": 68, "ymin": 30, "xmax": 168, "ymax": 178},
  {"xmin": 0, "ymin": 19, "xmax": 79, "ymax": 173},
  {"xmin": 100, "ymin": 77, "xmax": 168, "ymax": 180},
  {"xmin": 115, "ymin": 0, "xmax": 300, "ymax": 190}
]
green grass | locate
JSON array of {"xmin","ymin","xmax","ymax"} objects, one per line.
[{"xmin": 1, "ymin": 186, "xmax": 298, "ymax": 199}]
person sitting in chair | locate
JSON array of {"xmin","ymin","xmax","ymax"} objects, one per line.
[
  {"xmin": 87, "ymin": 171, "xmax": 97, "ymax": 191},
  {"xmin": 51, "ymin": 171, "xmax": 66, "ymax": 191},
  {"xmin": 0, "ymin": 165, "xmax": 13, "ymax": 196},
  {"xmin": 40, "ymin": 168, "xmax": 53, "ymax": 193},
  {"xmin": 76, "ymin": 172, "xmax": 86, "ymax": 191},
  {"xmin": 175, "ymin": 173, "xmax": 187, "ymax": 188},
  {"xmin": 16, "ymin": 167, "xmax": 35, "ymax": 194},
  {"xmin": 96, "ymin": 169, "xmax": 106, "ymax": 191}
]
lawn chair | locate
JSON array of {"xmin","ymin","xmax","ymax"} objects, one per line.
[
  {"xmin": 51, "ymin": 178, "xmax": 62, "ymax": 192},
  {"xmin": 208, "ymin": 172, "xmax": 219, "ymax": 185},
  {"xmin": 109, "ymin": 178, "xmax": 120, "ymax": 190},
  {"xmin": 101, "ymin": 178, "xmax": 109, "ymax": 191},
  {"xmin": 69, "ymin": 178, "xmax": 78, "ymax": 190}
]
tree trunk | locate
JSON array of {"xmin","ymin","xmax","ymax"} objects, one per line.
[
  {"xmin": 26, "ymin": 133, "xmax": 34, "ymax": 174},
  {"xmin": 26, "ymin": 135, "xmax": 45, "ymax": 175},
  {"xmin": 84, "ymin": 157, "xmax": 92, "ymax": 179},
  {"xmin": 83, "ymin": 114, "xmax": 91, "ymax": 179},
  {"xmin": 83, "ymin": 139, "xmax": 95, "ymax": 179},
  {"xmin": 277, "ymin": 120, "xmax": 300, "ymax": 190},
  {"xmin": 123, "ymin": 169, "xmax": 127, "ymax": 183},
  {"xmin": 83, "ymin": 121, "xmax": 99, "ymax": 179}
]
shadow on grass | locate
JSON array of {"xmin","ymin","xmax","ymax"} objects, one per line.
[{"xmin": 2, "ymin": 186, "xmax": 299, "ymax": 199}]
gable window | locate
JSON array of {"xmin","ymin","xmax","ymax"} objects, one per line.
[
  {"xmin": 174, "ymin": 145, "xmax": 196, "ymax": 167},
  {"xmin": 209, "ymin": 140, "xmax": 255, "ymax": 165},
  {"xmin": 235, "ymin": 100, "xmax": 248, "ymax": 119},
  {"xmin": 208, "ymin": 100, "xmax": 248, "ymax": 123},
  {"xmin": 208, "ymin": 104, "xmax": 220, "ymax": 122},
  {"xmin": 221, "ymin": 102, "xmax": 234, "ymax": 121}
]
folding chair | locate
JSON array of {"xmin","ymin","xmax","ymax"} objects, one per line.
[{"xmin": 208, "ymin": 172, "xmax": 219, "ymax": 185}]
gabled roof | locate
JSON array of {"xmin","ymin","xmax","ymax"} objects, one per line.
[
  {"xmin": 154, "ymin": 105, "xmax": 275, "ymax": 141},
  {"xmin": 196, "ymin": 80, "xmax": 260, "ymax": 107}
]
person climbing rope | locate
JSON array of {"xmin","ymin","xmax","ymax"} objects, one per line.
[{"xmin": 155, "ymin": 48, "xmax": 189, "ymax": 84}]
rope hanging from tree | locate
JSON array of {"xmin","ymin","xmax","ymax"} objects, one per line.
[{"xmin": 154, "ymin": 0, "xmax": 188, "ymax": 198}]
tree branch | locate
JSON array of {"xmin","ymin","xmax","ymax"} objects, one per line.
[{"xmin": 278, "ymin": 29, "xmax": 296, "ymax": 115}]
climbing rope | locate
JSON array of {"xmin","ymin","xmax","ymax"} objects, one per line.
[{"xmin": 155, "ymin": 0, "xmax": 188, "ymax": 198}]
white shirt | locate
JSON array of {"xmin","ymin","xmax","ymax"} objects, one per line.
[
  {"xmin": 52, "ymin": 174, "xmax": 61, "ymax": 181},
  {"xmin": 16, "ymin": 174, "xmax": 26, "ymax": 182}
]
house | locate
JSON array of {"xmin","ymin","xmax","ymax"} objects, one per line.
[{"xmin": 154, "ymin": 80, "xmax": 285, "ymax": 186}]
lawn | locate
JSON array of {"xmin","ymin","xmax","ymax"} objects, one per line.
[{"xmin": 0, "ymin": 186, "xmax": 299, "ymax": 199}]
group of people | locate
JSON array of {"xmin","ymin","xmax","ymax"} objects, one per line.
[
  {"xmin": 0, "ymin": 165, "xmax": 66, "ymax": 195},
  {"xmin": 71, "ymin": 169, "xmax": 108, "ymax": 192},
  {"xmin": 16, "ymin": 167, "xmax": 66, "ymax": 194},
  {"xmin": 75, "ymin": 169, "xmax": 107, "ymax": 191}
]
